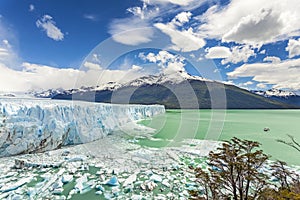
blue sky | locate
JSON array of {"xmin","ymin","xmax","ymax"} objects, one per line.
[
  {"xmin": 0, "ymin": 0, "xmax": 300, "ymax": 93},
  {"xmin": 0, "ymin": 0, "xmax": 133, "ymax": 67}
]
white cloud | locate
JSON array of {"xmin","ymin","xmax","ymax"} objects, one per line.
[
  {"xmin": 172, "ymin": 11, "xmax": 192, "ymax": 26},
  {"xmin": 259, "ymin": 49, "xmax": 266, "ymax": 54},
  {"xmin": 198, "ymin": 0, "xmax": 300, "ymax": 45},
  {"xmin": 0, "ymin": 15, "xmax": 146, "ymax": 92},
  {"xmin": 29, "ymin": 4, "xmax": 35, "ymax": 12},
  {"xmin": 78, "ymin": 62, "xmax": 145, "ymax": 86},
  {"xmin": 263, "ymin": 56, "xmax": 281, "ymax": 64},
  {"xmin": 205, "ymin": 46, "xmax": 231, "ymax": 59},
  {"xmin": 286, "ymin": 38, "xmax": 300, "ymax": 58},
  {"xmin": 144, "ymin": 0, "xmax": 199, "ymax": 6},
  {"xmin": 36, "ymin": 15, "xmax": 64, "ymax": 41},
  {"xmin": 109, "ymin": 0, "xmax": 206, "ymax": 46},
  {"xmin": 109, "ymin": 1, "xmax": 160, "ymax": 46},
  {"xmin": 109, "ymin": 17, "xmax": 154, "ymax": 46},
  {"xmin": 0, "ymin": 63, "xmax": 80, "ymax": 92},
  {"xmin": 83, "ymin": 62, "xmax": 102, "ymax": 71},
  {"xmin": 222, "ymin": 9, "xmax": 282, "ymax": 44},
  {"xmin": 221, "ymin": 45, "xmax": 255, "ymax": 64},
  {"xmin": 241, "ymin": 81, "xmax": 254, "ymax": 86},
  {"xmin": 131, "ymin": 64, "xmax": 142, "ymax": 71},
  {"xmin": 2, "ymin": 39, "xmax": 10, "ymax": 48},
  {"xmin": 257, "ymin": 83, "xmax": 267, "ymax": 89},
  {"xmin": 92, "ymin": 54, "xmax": 100, "ymax": 63},
  {"xmin": 0, "ymin": 48, "xmax": 9, "ymax": 57},
  {"xmin": 139, "ymin": 50, "xmax": 177, "ymax": 64},
  {"xmin": 222, "ymin": 80, "xmax": 234, "ymax": 85},
  {"xmin": 83, "ymin": 14, "xmax": 98, "ymax": 21},
  {"xmin": 227, "ymin": 58, "xmax": 300, "ymax": 91},
  {"xmin": 213, "ymin": 68, "xmax": 220, "ymax": 73},
  {"xmin": 0, "ymin": 21, "xmax": 21, "ymax": 69},
  {"xmin": 139, "ymin": 50, "xmax": 186, "ymax": 75},
  {"xmin": 154, "ymin": 11, "xmax": 206, "ymax": 52},
  {"xmin": 0, "ymin": 62, "xmax": 146, "ymax": 92},
  {"xmin": 0, "ymin": 64, "xmax": 29, "ymax": 92},
  {"xmin": 154, "ymin": 24, "xmax": 205, "ymax": 52},
  {"xmin": 205, "ymin": 45, "xmax": 255, "ymax": 64},
  {"xmin": 127, "ymin": 6, "xmax": 145, "ymax": 19},
  {"xmin": 142, "ymin": 0, "xmax": 206, "ymax": 14},
  {"xmin": 139, "ymin": 52, "xmax": 156, "ymax": 62}
]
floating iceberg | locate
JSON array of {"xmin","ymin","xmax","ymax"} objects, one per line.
[
  {"xmin": 150, "ymin": 174, "xmax": 162, "ymax": 183},
  {"xmin": 0, "ymin": 177, "xmax": 32, "ymax": 192},
  {"xmin": 0, "ymin": 98, "xmax": 165, "ymax": 157},
  {"xmin": 106, "ymin": 176, "xmax": 119, "ymax": 186},
  {"xmin": 62, "ymin": 174, "xmax": 73, "ymax": 184}
]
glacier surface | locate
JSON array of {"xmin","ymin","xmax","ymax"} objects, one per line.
[{"xmin": 0, "ymin": 98, "xmax": 165, "ymax": 157}]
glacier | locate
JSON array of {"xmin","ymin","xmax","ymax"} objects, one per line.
[{"xmin": 0, "ymin": 98, "xmax": 165, "ymax": 157}]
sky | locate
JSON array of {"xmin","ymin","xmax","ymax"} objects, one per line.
[{"xmin": 0, "ymin": 0, "xmax": 300, "ymax": 93}]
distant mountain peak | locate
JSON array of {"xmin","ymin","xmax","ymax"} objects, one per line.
[
  {"xmin": 251, "ymin": 88, "xmax": 300, "ymax": 107},
  {"xmin": 266, "ymin": 88, "xmax": 296, "ymax": 97},
  {"xmin": 94, "ymin": 82, "xmax": 122, "ymax": 91},
  {"xmin": 30, "ymin": 72, "xmax": 215, "ymax": 98},
  {"xmin": 252, "ymin": 88, "xmax": 296, "ymax": 98},
  {"xmin": 127, "ymin": 70, "xmax": 210, "ymax": 87}
]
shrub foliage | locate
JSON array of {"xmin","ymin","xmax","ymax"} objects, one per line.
[{"xmin": 190, "ymin": 137, "xmax": 300, "ymax": 200}]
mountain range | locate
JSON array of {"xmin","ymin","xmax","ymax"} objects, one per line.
[
  {"xmin": 39, "ymin": 71, "xmax": 299, "ymax": 109},
  {"xmin": 251, "ymin": 89, "xmax": 300, "ymax": 107}
]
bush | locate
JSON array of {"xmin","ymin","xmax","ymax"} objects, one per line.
[{"xmin": 190, "ymin": 137, "xmax": 300, "ymax": 200}]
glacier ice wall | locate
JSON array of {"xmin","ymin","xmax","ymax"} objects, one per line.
[{"xmin": 0, "ymin": 98, "xmax": 165, "ymax": 157}]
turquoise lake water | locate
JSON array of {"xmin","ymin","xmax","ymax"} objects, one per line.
[{"xmin": 139, "ymin": 109, "xmax": 300, "ymax": 166}]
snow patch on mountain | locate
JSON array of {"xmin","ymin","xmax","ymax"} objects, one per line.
[
  {"xmin": 252, "ymin": 88, "xmax": 297, "ymax": 98},
  {"xmin": 30, "ymin": 71, "xmax": 210, "ymax": 98},
  {"xmin": 126, "ymin": 71, "xmax": 209, "ymax": 87}
]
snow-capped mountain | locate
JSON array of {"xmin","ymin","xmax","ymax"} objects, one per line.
[
  {"xmin": 25, "ymin": 71, "xmax": 299, "ymax": 109},
  {"xmin": 125, "ymin": 70, "xmax": 208, "ymax": 87},
  {"xmin": 32, "ymin": 71, "xmax": 208, "ymax": 98},
  {"xmin": 252, "ymin": 88, "xmax": 300, "ymax": 106},
  {"xmin": 252, "ymin": 88, "xmax": 296, "ymax": 98},
  {"xmin": 30, "ymin": 82, "xmax": 121, "ymax": 98},
  {"xmin": 93, "ymin": 81, "xmax": 122, "ymax": 91},
  {"xmin": 51, "ymin": 71, "xmax": 295, "ymax": 109},
  {"xmin": 29, "ymin": 88, "xmax": 66, "ymax": 98},
  {"xmin": 0, "ymin": 93, "xmax": 16, "ymax": 97}
]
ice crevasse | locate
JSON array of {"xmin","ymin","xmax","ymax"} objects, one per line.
[{"xmin": 0, "ymin": 98, "xmax": 165, "ymax": 157}]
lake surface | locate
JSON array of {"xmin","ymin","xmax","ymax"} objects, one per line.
[{"xmin": 139, "ymin": 109, "xmax": 300, "ymax": 166}]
